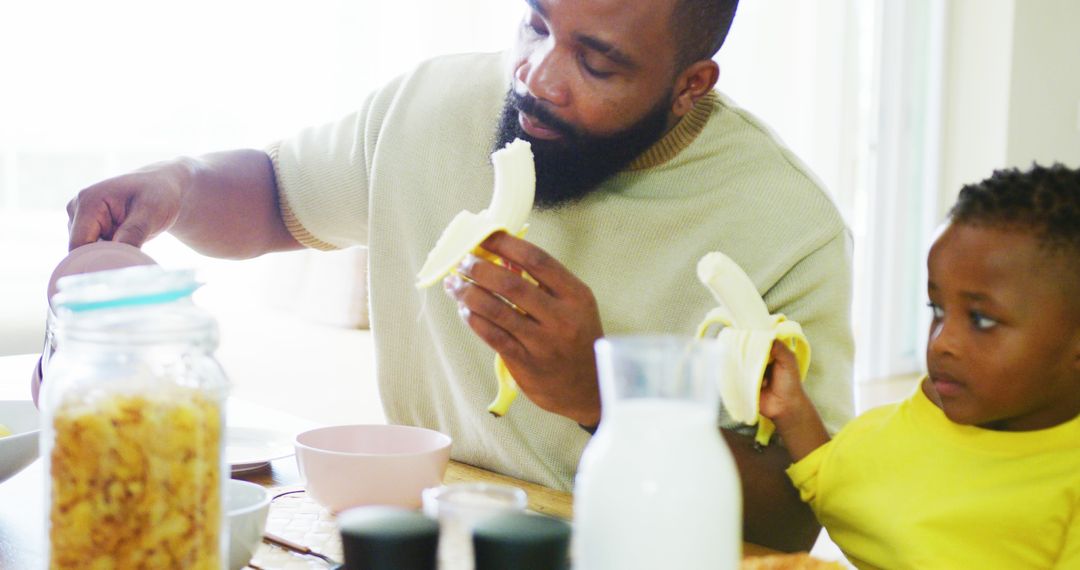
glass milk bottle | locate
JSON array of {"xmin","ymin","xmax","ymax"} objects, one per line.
[
  {"xmin": 574, "ymin": 336, "xmax": 741, "ymax": 570},
  {"xmin": 41, "ymin": 266, "xmax": 229, "ymax": 570}
]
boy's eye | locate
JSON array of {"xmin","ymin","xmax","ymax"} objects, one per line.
[
  {"xmin": 969, "ymin": 311, "xmax": 998, "ymax": 330},
  {"xmin": 927, "ymin": 302, "xmax": 944, "ymax": 320}
]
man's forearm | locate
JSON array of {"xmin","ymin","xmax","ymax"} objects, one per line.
[
  {"xmin": 171, "ymin": 149, "xmax": 302, "ymax": 259},
  {"xmin": 722, "ymin": 428, "xmax": 820, "ymax": 552}
]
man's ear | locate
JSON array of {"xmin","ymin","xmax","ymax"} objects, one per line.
[
  {"xmin": 671, "ymin": 59, "xmax": 719, "ymax": 117},
  {"xmin": 1071, "ymin": 288, "xmax": 1080, "ymax": 373}
]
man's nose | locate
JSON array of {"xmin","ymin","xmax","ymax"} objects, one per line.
[{"xmin": 516, "ymin": 42, "xmax": 570, "ymax": 107}]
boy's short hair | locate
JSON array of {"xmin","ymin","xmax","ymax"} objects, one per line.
[{"xmin": 949, "ymin": 163, "xmax": 1080, "ymax": 264}]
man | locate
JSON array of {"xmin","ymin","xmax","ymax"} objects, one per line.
[{"xmin": 66, "ymin": 0, "xmax": 853, "ymax": 551}]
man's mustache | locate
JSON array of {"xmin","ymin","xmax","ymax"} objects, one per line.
[{"xmin": 510, "ymin": 92, "xmax": 579, "ymax": 140}]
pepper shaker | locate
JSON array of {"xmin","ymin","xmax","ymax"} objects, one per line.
[
  {"xmin": 338, "ymin": 506, "xmax": 439, "ymax": 570},
  {"xmin": 472, "ymin": 512, "xmax": 571, "ymax": 570}
]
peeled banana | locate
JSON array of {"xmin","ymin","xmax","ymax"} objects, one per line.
[
  {"xmin": 695, "ymin": 251, "xmax": 811, "ymax": 446},
  {"xmin": 415, "ymin": 138, "xmax": 536, "ymax": 417}
]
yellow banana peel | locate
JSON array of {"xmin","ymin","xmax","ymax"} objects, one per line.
[
  {"xmin": 695, "ymin": 252, "xmax": 812, "ymax": 446},
  {"xmin": 415, "ymin": 138, "xmax": 536, "ymax": 417},
  {"xmin": 489, "ymin": 356, "xmax": 520, "ymax": 417},
  {"xmin": 0, "ymin": 423, "xmax": 10, "ymax": 438}
]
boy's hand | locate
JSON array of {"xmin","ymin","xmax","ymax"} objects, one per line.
[
  {"xmin": 759, "ymin": 340, "xmax": 812, "ymax": 422},
  {"xmin": 759, "ymin": 340, "xmax": 830, "ymax": 462}
]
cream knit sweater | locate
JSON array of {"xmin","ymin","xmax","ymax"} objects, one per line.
[{"xmin": 269, "ymin": 51, "xmax": 854, "ymax": 491}]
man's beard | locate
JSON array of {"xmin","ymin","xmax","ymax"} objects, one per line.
[{"xmin": 493, "ymin": 90, "xmax": 672, "ymax": 210}]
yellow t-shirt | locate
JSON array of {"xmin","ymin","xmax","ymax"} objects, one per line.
[{"xmin": 789, "ymin": 383, "xmax": 1080, "ymax": 569}]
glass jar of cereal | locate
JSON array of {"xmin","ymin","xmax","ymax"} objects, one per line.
[{"xmin": 41, "ymin": 265, "xmax": 229, "ymax": 569}]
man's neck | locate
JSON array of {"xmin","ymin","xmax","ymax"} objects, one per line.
[{"xmin": 627, "ymin": 91, "xmax": 716, "ymax": 171}]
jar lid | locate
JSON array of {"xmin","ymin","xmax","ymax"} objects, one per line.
[
  {"xmin": 47, "ymin": 241, "xmax": 158, "ymax": 304},
  {"xmin": 472, "ymin": 512, "xmax": 571, "ymax": 570},
  {"xmin": 53, "ymin": 265, "xmax": 199, "ymax": 314}
]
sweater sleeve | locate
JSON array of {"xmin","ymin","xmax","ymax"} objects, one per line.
[
  {"xmin": 267, "ymin": 82, "xmax": 394, "ymax": 250},
  {"xmin": 764, "ymin": 228, "xmax": 855, "ymax": 435}
]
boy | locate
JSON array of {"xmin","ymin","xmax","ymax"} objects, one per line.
[{"xmin": 760, "ymin": 163, "xmax": 1080, "ymax": 569}]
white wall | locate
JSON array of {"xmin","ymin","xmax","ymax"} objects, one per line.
[
  {"xmin": 938, "ymin": 0, "xmax": 1080, "ymax": 219},
  {"xmin": 937, "ymin": 0, "xmax": 1015, "ymax": 219},
  {"xmin": 1006, "ymin": 0, "xmax": 1080, "ymax": 170}
]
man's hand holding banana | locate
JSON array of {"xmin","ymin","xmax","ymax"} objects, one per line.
[
  {"xmin": 417, "ymin": 139, "xmax": 603, "ymax": 426},
  {"xmin": 445, "ymin": 232, "xmax": 604, "ymax": 427}
]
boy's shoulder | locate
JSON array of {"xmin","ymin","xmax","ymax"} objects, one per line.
[{"xmin": 837, "ymin": 395, "xmax": 913, "ymax": 435}]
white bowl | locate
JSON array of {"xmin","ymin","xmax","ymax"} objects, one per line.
[
  {"xmin": 226, "ymin": 479, "xmax": 271, "ymax": 570},
  {"xmin": 295, "ymin": 424, "xmax": 452, "ymax": 512},
  {"xmin": 0, "ymin": 401, "xmax": 40, "ymax": 484}
]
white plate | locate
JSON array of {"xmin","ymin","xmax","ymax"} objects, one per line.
[
  {"xmin": 0, "ymin": 401, "xmax": 40, "ymax": 484},
  {"xmin": 227, "ymin": 426, "xmax": 294, "ymax": 474}
]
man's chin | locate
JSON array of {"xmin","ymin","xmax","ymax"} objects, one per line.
[{"xmin": 493, "ymin": 92, "xmax": 671, "ymax": 209}]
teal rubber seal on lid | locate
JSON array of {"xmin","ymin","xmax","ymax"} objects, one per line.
[{"xmin": 58, "ymin": 284, "xmax": 200, "ymax": 313}]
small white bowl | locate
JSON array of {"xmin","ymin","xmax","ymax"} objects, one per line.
[
  {"xmin": 295, "ymin": 424, "xmax": 452, "ymax": 512},
  {"xmin": 226, "ymin": 479, "xmax": 271, "ymax": 570},
  {"xmin": 0, "ymin": 401, "xmax": 40, "ymax": 485}
]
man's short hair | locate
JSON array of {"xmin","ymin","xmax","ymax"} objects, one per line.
[
  {"xmin": 949, "ymin": 163, "xmax": 1080, "ymax": 264},
  {"xmin": 670, "ymin": 0, "xmax": 740, "ymax": 70}
]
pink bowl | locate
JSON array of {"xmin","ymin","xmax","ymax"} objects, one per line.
[{"xmin": 295, "ymin": 424, "xmax": 452, "ymax": 513}]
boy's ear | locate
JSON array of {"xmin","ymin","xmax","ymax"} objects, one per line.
[
  {"xmin": 1073, "ymin": 329, "xmax": 1080, "ymax": 373},
  {"xmin": 1073, "ymin": 297, "xmax": 1080, "ymax": 373}
]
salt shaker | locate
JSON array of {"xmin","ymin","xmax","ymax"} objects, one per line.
[
  {"xmin": 422, "ymin": 483, "xmax": 528, "ymax": 570},
  {"xmin": 472, "ymin": 512, "xmax": 571, "ymax": 570},
  {"xmin": 338, "ymin": 506, "xmax": 439, "ymax": 570}
]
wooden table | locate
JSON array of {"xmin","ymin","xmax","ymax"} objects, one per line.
[
  {"xmin": 237, "ymin": 458, "xmax": 575, "ymax": 519},
  {"xmin": 0, "ymin": 352, "xmax": 776, "ymax": 567}
]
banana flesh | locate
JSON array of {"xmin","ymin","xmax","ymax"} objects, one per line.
[
  {"xmin": 415, "ymin": 138, "xmax": 535, "ymax": 288},
  {"xmin": 695, "ymin": 252, "xmax": 811, "ymax": 446},
  {"xmin": 0, "ymin": 423, "xmax": 11, "ymax": 438},
  {"xmin": 415, "ymin": 138, "xmax": 536, "ymax": 417}
]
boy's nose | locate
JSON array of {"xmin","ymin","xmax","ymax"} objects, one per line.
[{"xmin": 927, "ymin": 319, "xmax": 958, "ymax": 358}]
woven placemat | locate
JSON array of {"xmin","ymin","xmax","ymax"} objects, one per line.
[{"xmin": 247, "ymin": 488, "xmax": 343, "ymax": 570}]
